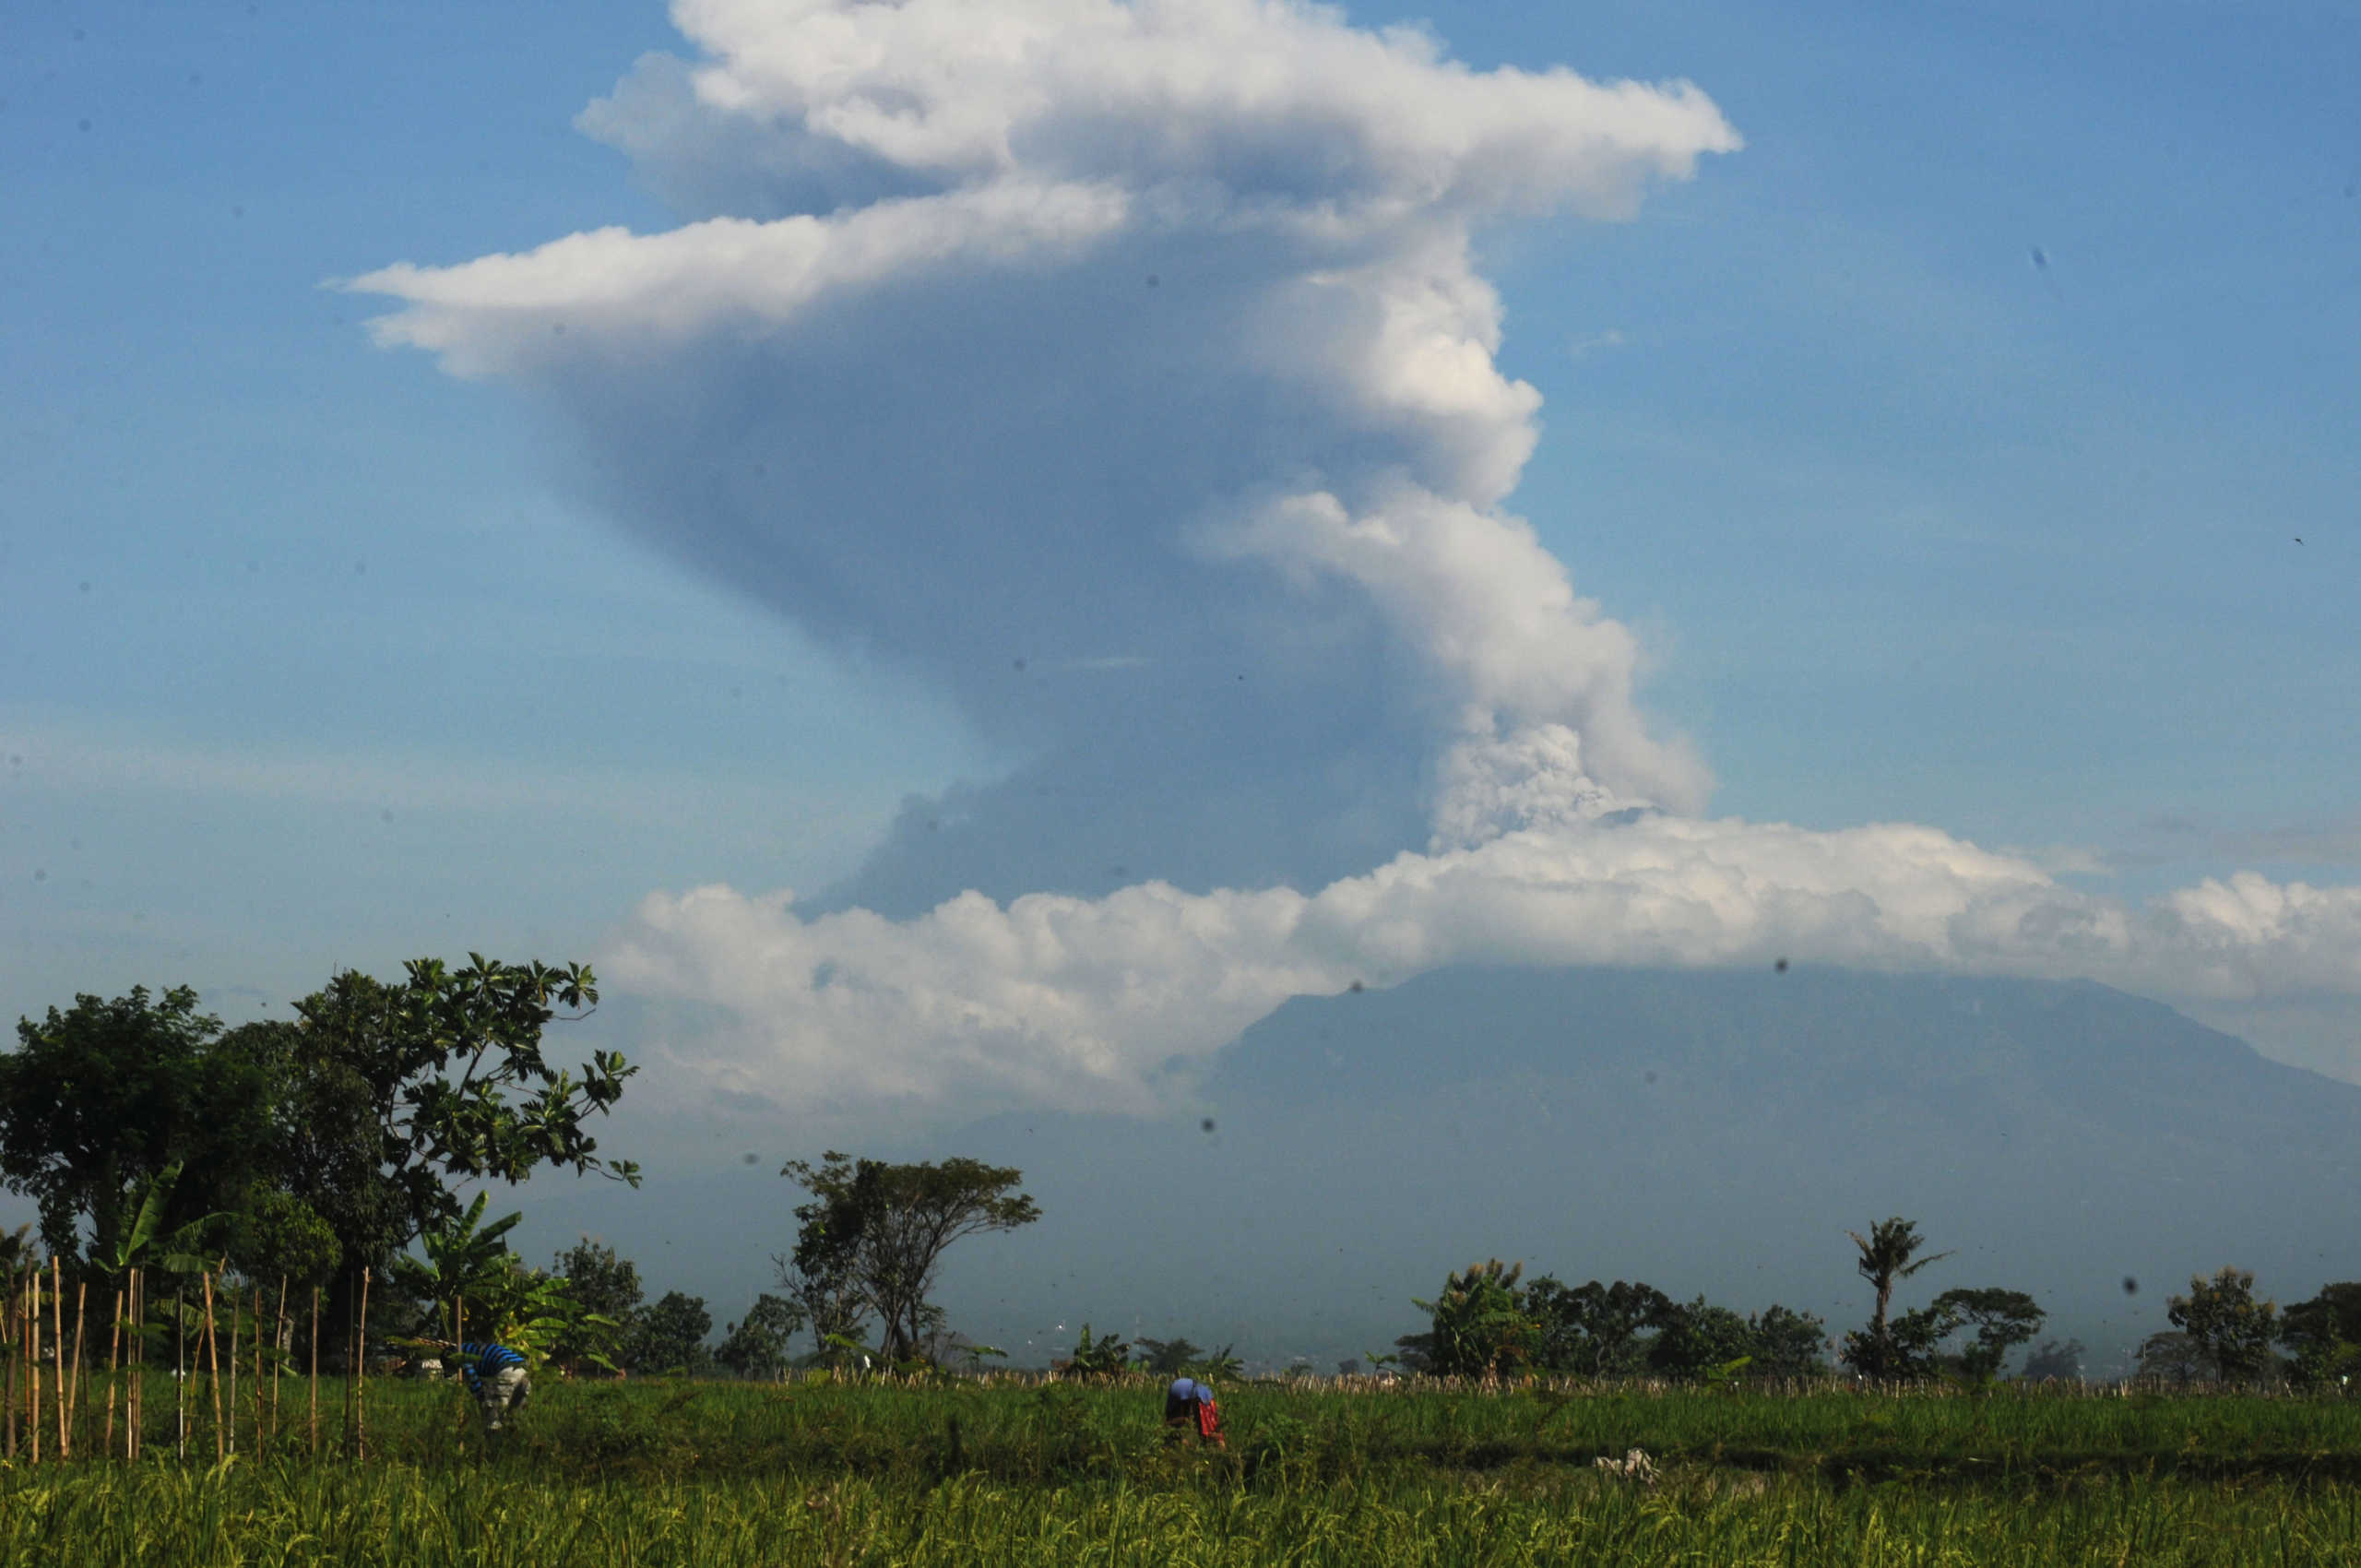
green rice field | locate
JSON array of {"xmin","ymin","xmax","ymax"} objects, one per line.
[{"xmin": 9, "ymin": 1373, "xmax": 2361, "ymax": 1565}]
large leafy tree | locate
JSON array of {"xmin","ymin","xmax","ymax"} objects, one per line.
[
  {"xmin": 1646, "ymin": 1297, "xmax": 1757, "ymax": 1380},
  {"xmin": 1747, "ymin": 1305, "xmax": 1832, "ymax": 1379},
  {"xmin": 717, "ymin": 1293, "xmax": 805, "ymax": 1379},
  {"xmin": 1841, "ymin": 1217, "xmax": 1954, "ymax": 1379},
  {"xmin": 0, "ymin": 987, "xmax": 278, "ymax": 1263},
  {"xmin": 2279, "ymin": 1282, "xmax": 2361, "ymax": 1385},
  {"xmin": 780, "ymin": 1152, "xmax": 1040, "ymax": 1364},
  {"xmin": 627, "ymin": 1291, "xmax": 715, "ymax": 1375},
  {"xmin": 545, "ymin": 1238, "xmax": 643, "ymax": 1373},
  {"xmin": 267, "ymin": 956, "xmax": 641, "ymax": 1284},
  {"xmin": 2168, "ymin": 1267, "xmax": 2280, "ymax": 1382},
  {"xmin": 1397, "ymin": 1259, "xmax": 1539, "ymax": 1377},
  {"xmin": 1525, "ymin": 1278, "xmax": 1671, "ymax": 1376},
  {"xmin": 1930, "ymin": 1288, "xmax": 2046, "ymax": 1380}
]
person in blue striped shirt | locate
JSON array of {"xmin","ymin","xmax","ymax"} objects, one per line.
[{"xmin": 434, "ymin": 1338, "xmax": 530, "ymax": 1433}]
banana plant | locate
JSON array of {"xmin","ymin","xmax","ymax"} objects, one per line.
[
  {"xmin": 90, "ymin": 1162, "xmax": 228, "ymax": 1279},
  {"xmin": 391, "ymin": 1194, "xmax": 616, "ymax": 1369}
]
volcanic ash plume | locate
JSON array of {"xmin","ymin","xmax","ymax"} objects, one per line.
[{"xmin": 354, "ymin": 1, "xmax": 2361, "ymax": 1115}]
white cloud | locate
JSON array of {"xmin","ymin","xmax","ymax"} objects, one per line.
[{"xmin": 608, "ymin": 816, "xmax": 2361, "ymax": 1116}]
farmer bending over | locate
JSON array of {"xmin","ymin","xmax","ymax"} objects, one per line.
[
  {"xmin": 1163, "ymin": 1377, "xmax": 1225, "ymax": 1446},
  {"xmin": 437, "ymin": 1338, "xmax": 530, "ymax": 1434}
]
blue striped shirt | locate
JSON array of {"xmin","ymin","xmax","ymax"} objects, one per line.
[{"xmin": 457, "ymin": 1341, "xmax": 527, "ymax": 1395}]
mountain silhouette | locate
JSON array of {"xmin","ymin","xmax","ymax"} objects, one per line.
[{"xmin": 935, "ymin": 966, "xmax": 2361, "ymax": 1373}]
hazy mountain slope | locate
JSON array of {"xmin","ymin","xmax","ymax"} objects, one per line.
[{"xmin": 931, "ymin": 967, "xmax": 2361, "ymax": 1372}]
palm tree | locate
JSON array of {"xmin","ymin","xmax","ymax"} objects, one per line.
[{"xmin": 1845, "ymin": 1217, "xmax": 1953, "ymax": 1372}]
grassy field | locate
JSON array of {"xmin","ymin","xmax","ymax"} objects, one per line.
[{"xmin": 8, "ymin": 1374, "xmax": 2361, "ymax": 1564}]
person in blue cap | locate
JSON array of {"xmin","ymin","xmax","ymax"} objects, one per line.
[
  {"xmin": 432, "ymin": 1337, "xmax": 531, "ymax": 1435},
  {"xmin": 1163, "ymin": 1377, "xmax": 1225, "ymax": 1446}
]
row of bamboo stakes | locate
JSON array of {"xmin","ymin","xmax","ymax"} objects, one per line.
[{"xmin": 6, "ymin": 1260, "xmax": 381, "ymax": 1463}]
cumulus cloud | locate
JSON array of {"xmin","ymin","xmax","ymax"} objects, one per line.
[
  {"xmin": 608, "ymin": 822, "xmax": 2361, "ymax": 1115},
  {"xmin": 351, "ymin": 0, "xmax": 1734, "ymax": 912}
]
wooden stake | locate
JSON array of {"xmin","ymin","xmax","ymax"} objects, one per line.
[
  {"xmin": 129, "ymin": 1269, "xmax": 144, "ymax": 1462},
  {"xmin": 272, "ymin": 1278, "xmax": 289, "ymax": 1443},
  {"xmin": 309, "ymin": 1285, "xmax": 319, "ymax": 1456},
  {"xmin": 66, "ymin": 1278, "xmax": 86, "ymax": 1459},
  {"xmin": 226, "ymin": 1282, "xmax": 239, "ymax": 1457},
  {"xmin": 340, "ymin": 1276, "xmax": 353, "ymax": 1457},
  {"xmin": 6, "ymin": 1266, "xmax": 18, "ymax": 1460},
  {"xmin": 176, "ymin": 1284, "xmax": 186, "ymax": 1464},
  {"xmin": 202, "ymin": 1272, "xmax": 222, "ymax": 1463},
  {"xmin": 30, "ymin": 1261, "xmax": 41, "ymax": 1464},
  {"xmin": 104, "ymin": 1285, "xmax": 123, "ymax": 1460},
  {"xmin": 355, "ymin": 1270, "xmax": 370, "ymax": 1462},
  {"xmin": 253, "ymin": 1286, "xmax": 264, "ymax": 1452},
  {"xmin": 51, "ymin": 1258, "xmax": 65, "ymax": 1460}
]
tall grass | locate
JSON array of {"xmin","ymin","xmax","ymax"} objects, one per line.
[
  {"xmin": 9, "ymin": 1454, "xmax": 2361, "ymax": 1566},
  {"xmin": 11, "ymin": 1376, "xmax": 2361, "ymax": 1563}
]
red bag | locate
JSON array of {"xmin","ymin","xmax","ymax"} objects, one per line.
[{"xmin": 1194, "ymin": 1396, "xmax": 1223, "ymax": 1443}]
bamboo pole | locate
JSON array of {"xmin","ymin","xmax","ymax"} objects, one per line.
[
  {"xmin": 129, "ymin": 1269, "xmax": 143, "ymax": 1462},
  {"xmin": 175, "ymin": 1284, "xmax": 186, "ymax": 1464},
  {"xmin": 66, "ymin": 1277, "xmax": 86, "ymax": 1459},
  {"xmin": 30, "ymin": 1260, "xmax": 41, "ymax": 1463},
  {"xmin": 340, "ymin": 1275, "xmax": 353, "ymax": 1457},
  {"xmin": 51, "ymin": 1257, "xmax": 65, "ymax": 1459},
  {"xmin": 202, "ymin": 1271, "xmax": 222, "ymax": 1463},
  {"xmin": 272, "ymin": 1278, "xmax": 288, "ymax": 1444},
  {"xmin": 226, "ymin": 1280, "xmax": 240, "ymax": 1457},
  {"xmin": 453, "ymin": 1297, "xmax": 467, "ymax": 1439},
  {"xmin": 104, "ymin": 1285, "xmax": 122, "ymax": 1460},
  {"xmin": 309, "ymin": 1286, "xmax": 319, "ymax": 1456},
  {"xmin": 6, "ymin": 1265, "xmax": 18, "ymax": 1460},
  {"xmin": 355, "ymin": 1270, "xmax": 370, "ymax": 1462},
  {"xmin": 254, "ymin": 1284, "xmax": 266, "ymax": 1444}
]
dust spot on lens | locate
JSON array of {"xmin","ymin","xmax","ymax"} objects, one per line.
[
  {"xmin": 1774, "ymin": 957, "xmax": 1788, "ymax": 973},
  {"xmin": 1644, "ymin": 1071, "xmax": 1656, "ymax": 1084},
  {"xmin": 1347, "ymin": 980, "xmax": 1364, "ymax": 992},
  {"xmin": 742, "ymin": 1152, "xmax": 760, "ymax": 1165},
  {"xmin": 1200, "ymin": 1118, "xmax": 1216, "ymax": 1134},
  {"xmin": 2122, "ymin": 1277, "xmax": 2139, "ymax": 1296}
]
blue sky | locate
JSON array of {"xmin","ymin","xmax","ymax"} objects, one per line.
[{"xmin": 6, "ymin": 0, "xmax": 2359, "ymax": 1128}]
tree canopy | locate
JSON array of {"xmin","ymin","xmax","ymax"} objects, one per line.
[
  {"xmin": 780, "ymin": 1152, "xmax": 1039, "ymax": 1364},
  {"xmin": 0, "ymin": 986, "xmax": 277, "ymax": 1264}
]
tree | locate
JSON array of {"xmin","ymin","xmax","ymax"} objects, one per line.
[
  {"xmin": 246, "ymin": 956, "xmax": 639, "ymax": 1340},
  {"xmin": 780, "ymin": 1152, "xmax": 1040, "ymax": 1364},
  {"xmin": 2138, "ymin": 1330, "xmax": 2208, "ymax": 1384},
  {"xmin": 545, "ymin": 1239, "xmax": 643, "ymax": 1374},
  {"xmin": 1135, "ymin": 1336, "xmax": 1206, "ymax": 1376},
  {"xmin": 1647, "ymin": 1297, "xmax": 1755, "ymax": 1381},
  {"xmin": 718, "ymin": 1294, "xmax": 806, "ymax": 1380},
  {"xmin": 1841, "ymin": 1218, "xmax": 1954, "ymax": 1379},
  {"xmin": 1746, "ymin": 1305, "xmax": 1831, "ymax": 1379},
  {"xmin": 1930, "ymin": 1288, "xmax": 2045, "ymax": 1380},
  {"xmin": 0, "ymin": 987, "xmax": 278, "ymax": 1263},
  {"xmin": 627, "ymin": 1291, "xmax": 714, "ymax": 1375},
  {"xmin": 2280, "ymin": 1282, "xmax": 2361, "ymax": 1385},
  {"xmin": 1398, "ymin": 1259, "xmax": 1538, "ymax": 1377},
  {"xmin": 2019, "ymin": 1337, "xmax": 2085, "ymax": 1381},
  {"xmin": 2167, "ymin": 1267, "xmax": 2279, "ymax": 1382},
  {"xmin": 1525, "ymin": 1277, "xmax": 1671, "ymax": 1376}
]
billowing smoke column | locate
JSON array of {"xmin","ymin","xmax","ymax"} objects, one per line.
[
  {"xmin": 355, "ymin": 0, "xmax": 1730, "ymax": 912},
  {"xmin": 356, "ymin": 0, "xmax": 2361, "ymax": 1115}
]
